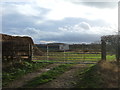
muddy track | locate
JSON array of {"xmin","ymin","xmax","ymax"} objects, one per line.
[
  {"xmin": 4, "ymin": 64, "xmax": 60, "ymax": 88},
  {"xmin": 37, "ymin": 64, "xmax": 87, "ymax": 88}
]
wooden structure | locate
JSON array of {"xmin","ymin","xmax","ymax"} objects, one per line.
[{"xmin": 1, "ymin": 34, "xmax": 34, "ymax": 65}]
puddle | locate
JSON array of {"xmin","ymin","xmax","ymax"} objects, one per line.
[{"xmin": 45, "ymin": 69, "xmax": 50, "ymax": 71}]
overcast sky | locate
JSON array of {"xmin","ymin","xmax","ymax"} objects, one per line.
[{"xmin": 1, "ymin": 0, "xmax": 118, "ymax": 44}]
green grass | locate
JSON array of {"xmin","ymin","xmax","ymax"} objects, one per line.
[
  {"xmin": 106, "ymin": 55, "xmax": 116, "ymax": 61},
  {"xmin": 2, "ymin": 61, "xmax": 50, "ymax": 87},
  {"xmin": 75, "ymin": 64, "xmax": 102, "ymax": 88},
  {"xmin": 32, "ymin": 52, "xmax": 101, "ymax": 63},
  {"xmin": 22, "ymin": 64, "xmax": 72, "ymax": 88},
  {"xmin": 32, "ymin": 52, "xmax": 116, "ymax": 63}
]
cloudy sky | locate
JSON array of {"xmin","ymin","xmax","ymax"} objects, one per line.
[{"xmin": 1, "ymin": 0, "xmax": 118, "ymax": 44}]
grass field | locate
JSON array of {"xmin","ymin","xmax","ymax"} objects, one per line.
[{"xmin": 32, "ymin": 51, "xmax": 116, "ymax": 63}]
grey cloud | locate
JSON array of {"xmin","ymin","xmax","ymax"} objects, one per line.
[
  {"xmin": 38, "ymin": 31, "xmax": 101, "ymax": 44},
  {"xmin": 74, "ymin": 2, "xmax": 117, "ymax": 8},
  {"xmin": 2, "ymin": 2, "xmax": 110, "ymax": 44},
  {"xmin": 2, "ymin": 16, "xmax": 107, "ymax": 44},
  {"xmin": 4, "ymin": 26, "xmax": 101, "ymax": 44},
  {"xmin": 2, "ymin": 1, "xmax": 109, "ymax": 33}
]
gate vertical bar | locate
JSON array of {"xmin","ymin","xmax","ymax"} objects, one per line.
[
  {"xmin": 29, "ymin": 44, "xmax": 32, "ymax": 62},
  {"xmin": 47, "ymin": 45, "xmax": 49, "ymax": 61},
  {"xmin": 64, "ymin": 50, "xmax": 65, "ymax": 63}
]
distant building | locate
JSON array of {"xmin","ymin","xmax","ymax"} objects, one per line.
[
  {"xmin": 36, "ymin": 43, "xmax": 69, "ymax": 51},
  {"xmin": 48, "ymin": 43, "xmax": 69, "ymax": 51},
  {"xmin": 59, "ymin": 44, "xmax": 69, "ymax": 51}
]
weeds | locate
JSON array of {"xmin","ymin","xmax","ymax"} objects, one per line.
[
  {"xmin": 22, "ymin": 64, "xmax": 72, "ymax": 88},
  {"xmin": 75, "ymin": 64, "xmax": 102, "ymax": 88},
  {"xmin": 2, "ymin": 61, "xmax": 50, "ymax": 87}
]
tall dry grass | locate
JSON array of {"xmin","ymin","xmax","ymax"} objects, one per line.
[{"xmin": 97, "ymin": 60, "xmax": 119, "ymax": 88}]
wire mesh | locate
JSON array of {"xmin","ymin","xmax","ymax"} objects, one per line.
[{"xmin": 102, "ymin": 35, "xmax": 119, "ymax": 61}]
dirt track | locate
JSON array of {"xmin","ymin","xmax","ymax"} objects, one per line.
[
  {"xmin": 4, "ymin": 63, "xmax": 88, "ymax": 88},
  {"xmin": 37, "ymin": 64, "xmax": 87, "ymax": 88},
  {"xmin": 4, "ymin": 61, "xmax": 119, "ymax": 88},
  {"xmin": 4, "ymin": 64, "xmax": 60, "ymax": 88}
]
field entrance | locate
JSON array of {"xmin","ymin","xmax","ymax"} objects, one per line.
[{"xmin": 32, "ymin": 44, "xmax": 101, "ymax": 64}]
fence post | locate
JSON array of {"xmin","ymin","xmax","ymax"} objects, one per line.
[
  {"xmin": 117, "ymin": 35, "xmax": 120, "ymax": 62},
  {"xmin": 101, "ymin": 39, "xmax": 106, "ymax": 60}
]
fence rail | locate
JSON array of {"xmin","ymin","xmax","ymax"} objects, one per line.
[{"xmin": 32, "ymin": 44, "xmax": 101, "ymax": 64}]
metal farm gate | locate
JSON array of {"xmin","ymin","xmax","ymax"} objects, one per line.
[{"xmin": 32, "ymin": 43, "xmax": 101, "ymax": 64}]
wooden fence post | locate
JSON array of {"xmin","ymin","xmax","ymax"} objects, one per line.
[
  {"xmin": 29, "ymin": 44, "xmax": 32, "ymax": 61},
  {"xmin": 101, "ymin": 39, "xmax": 106, "ymax": 60},
  {"xmin": 117, "ymin": 35, "xmax": 120, "ymax": 62}
]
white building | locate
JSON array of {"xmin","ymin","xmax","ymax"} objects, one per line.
[{"xmin": 59, "ymin": 44, "xmax": 69, "ymax": 51}]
